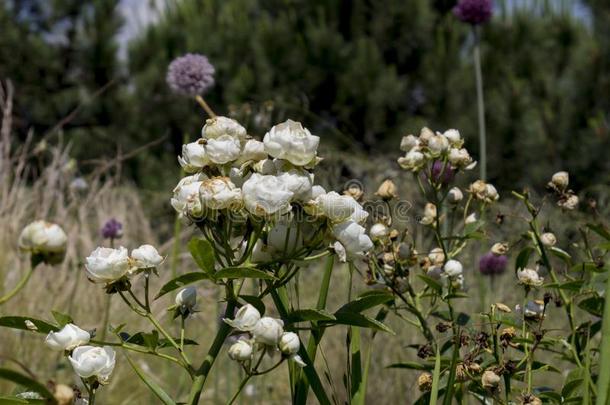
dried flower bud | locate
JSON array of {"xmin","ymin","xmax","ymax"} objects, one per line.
[
  {"xmin": 420, "ymin": 203, "xmax": 437, "ymax": 226},
  {"xmin": 53, "ymin": 384, "xmax": 75, "ymax": 405},
  {"xmin": 550, "ymin": 171, "xmax": 569, "ymax": 191},
  {"xmin": 417, "ymin": 373, "xmax": 433, "ymax": 392},
  {"xmin": 494, "ymin": 303, "xmax": 512, "ymax": 313},
  {"xmin": 521, "ymin": 394, "xmax": 543, "ymax": 405},
  {"xmin": 428, "ymin": 247, "xmax": 445, "ymax": 265},
  {"xmin": 558, "ymin": 193, "xmax": 579, "ymax": 210},
  {"xmin": 375, "ymin": 179, "xmax": 398, "ymax": 200},
  {"xmin": 456, "ymin": 363, "xmax": 468, "ymax": 382},
  {"xmin": 343, "ymin": 184, "xmax": 364, "ymax": 201},
  {"xmin": 491, "ymin": 242, "xmax": 508, "ymax": 255},
  {"xmin": 465, "ymin": 213, "xmax": 477, "ymax": 224},
  {"xmin": 481, "ymin": 370, "xmax": 501, "ymax": 389}
]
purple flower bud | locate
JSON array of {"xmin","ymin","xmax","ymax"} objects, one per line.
[
  {"xmin": 453, "ymin": 0, "xmax": 493, "ymax": 25},
  {"xmin": 478, "ymin": 252, "xmax": 507, "ymax": 276},
  {"xmin": 101, "ymin": 218, "xmax": 123, "ymax": 240},
  {"xmin": 166, "ymin": 53, "xmax": 215, "ymax": 96},
  {"xmin": 430, "ymin": 160, "xmax": 455, "ymax": 184}
]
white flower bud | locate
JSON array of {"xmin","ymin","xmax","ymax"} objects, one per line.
[
  {"xmin": 481, "ymin": 370, "xmax": 501, "ymax": 388},
  {"xmin": 131, "ymin": 244, "xmax": 163, "ymax": 269},
  {"xmin": 558, "ymin": 193, "xmax": 579, "ymax": 210},
  {"xmin": 427, "ymin": 134, "xmax": 449, "ymax": 156},
  {"xmin": 224, "ymin": 304, "xmax": 261, "ymax": 332},
  {"xmin": 175, "ymin": 287, "xmax": 197, "ymax": 311},
  {"xmin": 398, "ymin": 149, "xmax": 425, "ymax": 171},
  {"xmin": 252, "ymin": 317, "xmax": 284, "ymax": 346},
  {"xmin": 517, "ymin": 268, "xmax": 544, "ymax": 287},
  {"xmin": 200, "ymin": 177, "xmax": 243, "ymax": 210},
  {"xmin": 442, "ymin": 129, "xmax": 462, "ymax": 146},
  {"xmin": 263, "ymin": 120, "xmax": 319, "ymax": 166},
  {"xmin": 276, "ymin": 170, "xmax": 314, "ymax": 201},
  {"xmin": 400, "ymin": 134, "xmax": 419, "ymax": 152},
  {"xmin": 444, "ymin": 259, "xmax": 463, "ymax": 278},
  {"xmin": 237, "ymin": 139, "xmax": 267, "ymax": 164},
  {"xmin": 447, "ymin": 187, "xmax": 463, "ymax": 204},
  {"xmin": 309, "ymin": 192, "xmax": 368, "ymax": 223},
  {"xmin": 18, "ymin": 220, "xmax": 68, "ymax": 264},
  {"xmin": 550, "ymin": 171, "xmax": 569, "ymax": 190},
  {"xmin": 419, "ymin": 127, "xmax": 435, "ymax": 143},
  {"xmin": 45, "ymin": 324, "xmax": 90, "ymax": 351},
  {"xmin": 178, "ymin": 141, "xmax": 209, "ymax": 173},
  {"xmin": 428, "ymin": 248, "xmax": 445, "ymax": 265},
  {"xmin": 369, "ymin": 223, "xmax": 389, "ymax": 241},
  {"xmin": 465, "ymin": 213, "xmax": 477, "ymax": 224},
  {"xmin": 85, "ymin": 246, "xmax": 130, "ymax": 283},
  {"xmin": 68, "ymin": 346, "xmax": 115, "ymax": 384},
  {"xmin": 53, "ymin": 384, "xmax": 74, "ymax": 405},
  {"xmin": 279, "ymin": 332, "xmax": 300, "ymax": 355},
  {"xmin": 420, "ymin": 203, "xmax": 437, "ymax": 225},
  {"xmin": 171, "ymin": 174, "xmax": 205, "ymax": 218},
  {"xmin": 205, "ymin": 135, "xmax": 241, "ymax": 164},
  {"xmin": 228, "ymin": 339, "xmax": 254, "ymax": 362},
  {"xmin": 202, "ymin": 116, "xmax": 247, "ymax": 140},
  {"xmin": 540, "ymin": 232, "xmax": 557, "ymax": 247},
  {"xmin": 242, "ymin": 173, "xmax": 294, "ymax": 217},
  {"xmin": 332, "ymin": 220, "xmax": 373, "ymax": 256},
  {"xmin": 491, "ymin": 242, "xmax": 509, "ymax": 255}
]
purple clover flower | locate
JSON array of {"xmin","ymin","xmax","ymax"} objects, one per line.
[
  {"xmin": 478, "ymin": 252, "xmax": 507, "ymax": 276},
  {"xmin": 166, "ymin": 53, "xmax": 215, "ymax": 96},
  {"xmin": 453, "ymin": 0, "xmax": 493, "ymax": 25},
  {"xmin": 101, "ymin": 218, "xmax": 123, "ymax": 240}
]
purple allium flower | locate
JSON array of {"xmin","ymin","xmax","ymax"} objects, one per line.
[
  {"xmin": 101, "ymin": 218, "xmax": 123, "ymax": 240},
  {"xmin": 430, "ymin": 160, "xmax": 455, "ymax": 184},
  {"xmin": 453, "ymin": 0, "xmax": 493, "ymax": 25},
  {"xmin": 478, "ymin": 252, "xmax": 507, "ymax": 276},
  {"xmin": 166, "ymin": 53, "xmax": 215, "ymax": 96}
]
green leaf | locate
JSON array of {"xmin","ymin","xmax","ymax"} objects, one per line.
[
  {"xmin": 124, "ymin": 353, "xmax": 177, "ymax": 405},
  {"xmin": 579, "ymin": 296, "xmax": 604, "ymax": 317},
  {"xmin": 187, "ymin": 237, "xmax": 215, "ymax": 274},
  {"xmin": 544, "ymin": 280, "xmax": 584, "ymax": 291},
  {"xmin": 570, "ymin": 262, "xmax": 607, "ymax": 273},
  {"xmin": 587, "ymin": 223, "xmax": 610, "ymax": 241},
  {"xmin": 537, "ymin": 391, "xmax": 562, "ymax": 404},
  {"xmin": 549, "ymin": 246, "xmax": 572, "ymax": 263},
  {"xmin": 464, "ymin": 220, "xmax": 485, "ymax": 236},
  {"xmin": 287, "ymin": 309, "xmax": 336, "ymax": 323},
  {"xmin": 562, "ymin": 378, "xmax": 583, "ymax": 398},
  {"xmin": 214, "ymin": 267, "xmax": 276, "ymax": 280},
  {"xmin": 417, "ymin": 274, "xmax": 442, "ymax": 294},
  {"xmin": 0, "ymin": 316, "xmax": 58, "ymax": 334},
  {"xmin": 349, "ymin": 328, "xmax": 364, "ymax": 405},
  {"xmin": 0, "ymin": 368, "xmax": 55, "ymax": 401},
  {"xmin": 387, "ymin": 361, "xmax": 434, "ymax": 371},
  {"xmin": 515, "ymin": 246, "xmax": 535, "ymax": 271},
  {"xmin": 51, "ymin": 310, "xmax": 73, "ymax": 327},
  {"xmin": 325, "ymin": 312, "xmax": 394, "ymax": 334},
  {"xmin": 430, "ymin": 346, "xmax": 442, "ymax": 405},
  {"xmin": 336, "ymin": 290, "xmax": 394, "ymax": 314},
  {"xmin": 154, "ymin": 272, "xmax": 210, "ymax": 300}
]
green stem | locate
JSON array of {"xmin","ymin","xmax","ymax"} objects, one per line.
[
  {"xmin": 227, "ymin": 374, "xmax": 251, "ymax": 405},
  {"xmin": 187, "ymin": 299, "xmax": 237, "ymax": 405},
  {"xmin": 595, "ymin": 268, "xmax": 610, "ymax": 405},
  {"xmin": 473, "ymin": 27, "xmax": 487, "ymax": 181},
  {"xmin": 0, "ymin": 260, "xmax": 36, "ymax": 305}
]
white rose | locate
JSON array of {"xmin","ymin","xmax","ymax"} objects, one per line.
[
  {"xmin": 205, "ymin": 135, "xmax": 241, "ymax": 165},
  {"xmin": 310, "ymin": 185, "xmax": 326, "ymax": 200},
  {"xmin": 276, "ymin": 170, "xmax": 314, "ymax": 201},
  {"xmin": 369, "ymin": 223, "xmax": 389, "ymax": 241},
  {"xmin": 279, "ymin": 332, "xmax": 300, "ymax": 355},
  {"xmin": 178, "ymin": 141, "xmax": 209, "ymax": 173},
  {"xmin": 400, "ymin": 135, "xmax": 419, "ymax": 152},
  {"xmin": 176, "ymin": 287, "xmax": 197, "ymax": 312},
  {"xmin": 444, "ymin": 259, "xmax": 463, "ymax": 278},
  {"xmin": 131, "ymin": 244, "xmax": 163, "ymax": 269},
  {"xmin": 68, "ymin": 346, "xmax": 116, "ymax": 383},
  {"xmin": 332, "ymin": 220, "xmax": 373, "ymax": 256},
  {"xmin": 45, "ymin": 324, "xmax": 90, "ymax": 351},
  {"xmin": 448, "ymin": 148, "xmax": 475, "ymax": 169},
  {"xmin": 311, "ymin": 192, "xmax": 368, "ymax": 223},
  {"xmin": 263, "ymin": 120, "xmax": 319, "ymax": 166},
  {"xmin": 540, "ymin": 232, "xmax": 557, "ymax": 247},
  {"xmin": 202, "ymin": 116, "xmax": 247, "ymax": 140},
  {"xmin": 252, "ymin": 317, "xmax": 284, "ymax": 346},
  {"xmin": 398, "ymin": 149, "xmax": 425, "ymax": 171},
  {"xmin": 85, "ymin": 246, "xmax": 130, "ymax": 283},
  {"xmin": 199, "ymin": 177, "xmax": 242, "ymax": 210},
  {"xmin": 19, "ymin": 220, "xmax": 68, "ymax": 257},
  {"xmin": 447, "ymin": 187, "xmax": 463, "ymax": 204},
  {"xmin": 171, "ymin": 174, "xmax": 205, "ymax": 218},
  {"xmin": 242, "ymin": 174, "xmax": 294, "ymax": 217},
  {"xmin": 228, "ymin": 339, "xmax": 254, "ymax": 362},
  {"xmin": 550, "ymin": 171, "xmax": 569, "ymax": 190},
  {"xmin": 517, "ymin": 268, "xmax": 544, "ymax": 287},
  {"xmin": 224, "ymin": 304, "xmax": 261, "ymax": 332},
  {"xmin": 442, "ymin": 129, "xmax": 462, "ymax": 146},
  {"xmin": 237, "ymin": 139, "xmax": 267, "ymax": 164}
]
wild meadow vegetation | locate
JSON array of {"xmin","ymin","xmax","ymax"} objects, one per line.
[{"xmin": 0, "ymin": 0, "xmax": 609, "ymax": 404}]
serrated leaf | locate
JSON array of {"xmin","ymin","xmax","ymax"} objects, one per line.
[
  {"xmin": 187, "ymin": 237, "xmax": 215, "ymax": 274},
  {"xmin": 287, "ymin": 309, "xmax": 336, "ymax": 323},
  {"xmin": 336, "ymin": 290, "xmax": 394, "ymax": 314},
  {"xmin": 51, "ymin": 311, "xmax": 73, "ymax": 328},
  {"xmin": 326, "ymin": 312, "xmax": 394, "ymax": 334},
  {"xmin": 417, "ymin": 274, "xmax": 442, "ymax": 293},
  {"xmin": 0, "ymin": 369, "xmax": 55, "ymax": 401},
  {"xmin": 214, "ymin": 267, "xmax": 275, "ymax": 280},
  {"xmin": 0, "ymin": 316, "xmax": 58, "ymax": 334},
  {"xmin": 124, "ymin": 353, "xmax": 176, "ymax": 404},
  {"xmin": 154, "ymin": 272, "xmax": 210, "ymax": 300}
]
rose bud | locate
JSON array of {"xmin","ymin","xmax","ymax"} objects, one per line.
[
  {"xmin": 131, "ymin": 244, "xmax": 164, "ymax": 269},
  {"xmin": 69, "ymin": 346, "xmax": 116, "ymax": 384},
  {"xmin": 447, "ymin": 187, "xmax": 463, "ymax": 204},
  {"xmin": 369, "ymin": 223, "xmax": 389, "ymax": 241},
  {"xmin": 550, "ymin": 171, "xmax": 569, "ymax": 191},
  {"xmin": 175, "ymin": 287, "xmax": 197, "ymax": 313},
  {"xmin": 444, "ymin": 259, "xmax": 463, "ymax": 278},
  {"xmin": 540, "ymin": 232, "xmax": 556, "ymax": 247},
  {"xmin": 223, "ymin": 304, "xmax": 261, "ymax": 332},
  {"xmin": 279, "ymin": 332, "xmax": 300, "ymax": 355},
  {"xmin": 228, "ymin": 339, "xmax": 254, "ymax": 362},
  {"xmin": 252, "ymin": 317, "xmax": 284, "ymax": 346},
  {"xmin": 18, "ymin": 220, "xmax": 68, "ymax": 265},
  {"xmin": 45, "ymin": 324, "xmax": 90, "ymax": 351},
  {"xmin": 481, "ymin": 370, "xmax": 501, "ymax": 389}
]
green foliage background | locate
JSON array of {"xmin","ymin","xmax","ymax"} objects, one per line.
[{"xmin": 1, "ymin": 0, "xmax": 608, "ymax": 190}]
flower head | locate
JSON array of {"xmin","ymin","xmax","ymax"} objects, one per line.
[
  {"xmin": 176, "ymin": 287, "xmax": 198, "ymax": 313},
  {"xmin": 85, "ymin": 246, "xmax": 130, "ymax": 283},
  {"xmin": 224, "ymin": 304, "xmax": 261, "ymax": 332},
  {"xmin": 68, "ymin": 346, "xmax": 116, "ymax": 384},
  {"xmin": 279, "ymin": 332, "xmax": 300, "ymax": 355},
  {"xmin": 100, "ymin": 219, "xmax": 123, "ymax": 240},
  {"xmin": 228, "ymin": 339, "xmax": 254, "ymax": 362},
  {"xmin": 45, "ymin": 324, "xmax": 90, "ymax": 351},
  {"xmin": 453, "ymin": 0, "xmax": 493, "ymax": 25},
  {"xmin": 19, "ymin": 220, "xmax": 68, "ymax": 264},
  {"xmin": 252, "ymin": 317, "xmax": 284, "ymax": 346},
  {"xmin": 478, "ymin": 252, "xmax": 508, "ymax": 275},
  {"xmin": 131, "ymin": 244, "xmax": 164, "ymax": 269},
  {"xmin": 263, "ymin": 120, "xmax": 319, "ymax": 166},
  {"xmin": 166, "ymin": 53, "xmax": 215, "ymax": 96},
  {"xmin": 517, "ymin": 268, "xmax": 543, "ymax": 287}
]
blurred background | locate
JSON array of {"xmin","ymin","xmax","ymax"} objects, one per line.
[{"xmin": 0, "ymin": 0, "xmax": 609, "ymax": 403}]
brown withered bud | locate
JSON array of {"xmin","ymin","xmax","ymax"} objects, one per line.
[
  {"xmin": 494, "ymin": 303, "xmax": 512, "ymax": 313},
  {"xmin": 502, "ymin": 360, "xmax": 517, "ymax": 375},
  {"xmin": 554, "ymin": 295, "xmax": 563, "ymax": 308},
  {"xmin": 459, "ymin": 333, "xmax": 470, "ymax": 347},
  {"xmin": 520, "ymin": 394, "xmax": 542, "ymax": 405},
  {"xmin": 436, "ymin": 322, "xmax": 450, "ymax": 333},
  {"xmin": 468, "ymin": 362, "xmax": 482, "ymax": 374},
  {"xmin": 417, "ymin": 373, "xmax": 433, "ymax": 392},
  {"xmin": 475, "ymin": 332, "xmax": 490, "ymax": 349},
  {"xmin": 481, "ymin": 370, "xmax": 501, "ymax": 389},
  {"xmin": 455, "ymin": 364, "xmax": 468, "ymax": 382},
  {"xmin": 533, "ymin": 330, "xmax": 544, "ymax": 342},
  {"xmin": 543, "ymin": 292, "xmax": 552, "ymax": 305},
  {"xmin": 389, "ymin": 229, "xmax": 400, "ymax": 240},
  {"xmin": 417, "ymin": 344, "xmax": 434, "ymax": 359},
  {"xmin": 496, "ymin": 213, "xmax": 505, "ymax": 225},
  {"xmin": 500, "ymin": 327, "xmax": 516, "ymax": 348},
  {"xmin": 375, "ymin": 179, "xmax": 398, "ymax": 200}
]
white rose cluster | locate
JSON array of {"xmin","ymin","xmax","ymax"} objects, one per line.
[
  {"xmin": 18, "ymin": 220, "xmax": 68, "ymax": 264},
  {"xmin": 85, "ymin": 244, "xmax": 163, "ymax": 284},
  {"xmin": 224, "ymin": 304, "xmax": 306, "ymax": 367},
  {"xmin": 171, "ymin": 116, "xmax": 373, "ymax": 261},
  {"xmin": 397, "ymin": 127, "xmax": 476, "ymax": 173}
]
